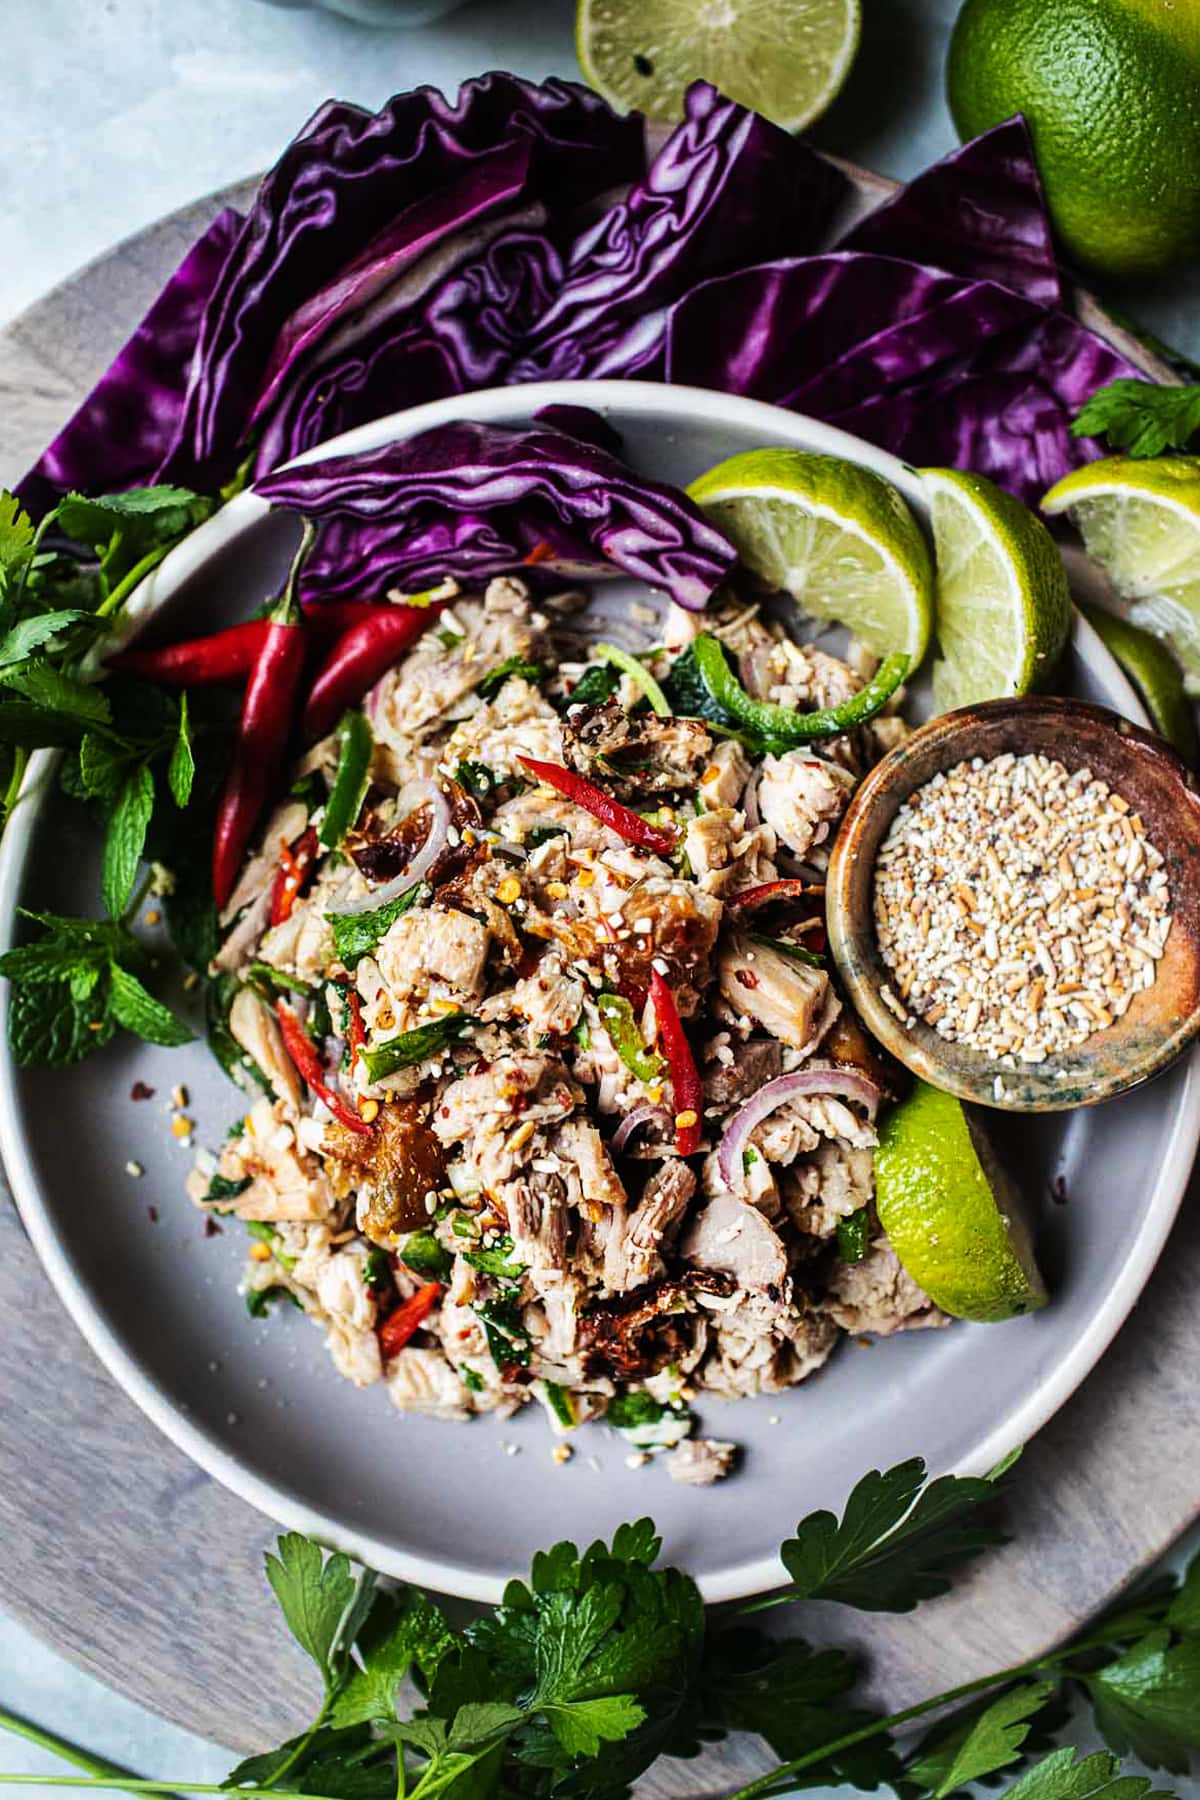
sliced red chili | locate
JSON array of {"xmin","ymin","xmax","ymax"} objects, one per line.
[
  {"xmin": 275, "ymin": 1000, "xmax": 373, "ymax": 1138},
  {"xmin": 649, "ymin": 970, "xmax": 703, "ymax": 1157},
  {"xmin": 269, "ymin": 825, "xmax": 319, "ymax": 927},
  {"xmin": 516, "ymin": 755, "xmax": 677, "ymax": 855},
  {"xmin": 523, "ymin": 541, "xmax": 557, "ymax": 567},
  {"xmin": 725, "ymin": 879, "xmax": 825, "ymax": 913},
  {"xmin": 378, "ymin": 1281, "xmax": 441, "ymax": 1359}
]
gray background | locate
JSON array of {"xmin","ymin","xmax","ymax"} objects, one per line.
[{"xmin": 0, "ymin": 0, "xmax": 1198, "ymax": 1793}]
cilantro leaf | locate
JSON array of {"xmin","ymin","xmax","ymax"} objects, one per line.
[
  {"xmin": 906, "ymin": 1681, "xmax": 1058, "ymax": 1797},
  {"xmin": 168, "ymin": 692, "xmax": 194, "ymax": 808},
  {"xmin": 330, "ymin": 1589, "xmax": 460, "ymax": 1727},
  {"xmin": 264, "ymin": 1534, "xmax": 377, "ymax": 1693},
  {"xmin": 774, "ymin": 1455, "xmax": 1011, "ymax": 1613},
  {"xmin": 107, "ymin": 965, "xmax": 193, "ymax": 1047},
  {"xmin": 1086, "ymin": 1630, "xmax": 1200, "ymax": 1772},
  {"xmin": 1072, "ymin": 381, "xmax": 1200, "ymax": 459},
  {"xmin": 1003, "ymin": 1746, "xmax": 1176, "ymax": 1800},
  {"xmin": 328, "ymin": 885, "xmax": 424, "ymax": 969},
  {"xmin": 102, "ymin": 763, "xmax": 155, "ymax": 917}
]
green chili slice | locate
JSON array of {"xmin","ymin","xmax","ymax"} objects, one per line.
[
  {"xmin": 596, "ymin": 992, "xmax": 664, "ymax": 1084},
  {"xmin": 359, "ymin": 1012, "xmax": 477, "ymax": 1082},
  {"xmin": 748, "ymin": 932, "xmax": 826, "ymax": 969},
  {"xmin": 691, "ymin": 633, "xmax": 908, "ymax": 744},
  {"xmin": 593, "ymin": 642, "xmax": 671, "ymax": 717},
  {"xmin": 319, "ymin": 709, "xmax": 373, "ymax": 849}
]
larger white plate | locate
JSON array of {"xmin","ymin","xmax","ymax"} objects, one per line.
[{"xmin": 2, "ymin": 380, "xmax": 1197, "ymax": 1602}]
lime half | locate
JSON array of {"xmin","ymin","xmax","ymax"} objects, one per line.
[
  {"xmin": 1079, "ymin": 603, "xmax": 1199, "ymax": 765},
  {"xmin": 577, "ymin": 0, "xmax": 861, "ymax": 133},
  {"xmin": 1042, "ymin": 456, "xmax": 1200, "ymax": 697},
  {"xmin": 875, "ymin": 1081, "xmax": 1047, "ymax": 1324},
  {"xmin": 922, "ymin": 467, "xmax": 1072, "ymax": 715},
  {"xmin": 688, "ymin": 448, "xmax": 933, "ymax": 664}
]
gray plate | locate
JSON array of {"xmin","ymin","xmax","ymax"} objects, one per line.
[{"xmin": 2, "ymin": 380, "xmax": 1196, "ymax": 1603}]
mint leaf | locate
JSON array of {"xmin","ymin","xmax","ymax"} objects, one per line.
[
  {"xmin": 7, "ymin": 977, "xmax": 112, "ymax": 1066},
  {"xmin": 264, "ymin": 1533, "xmax": 376, "ymax": 1692},
  {"xmin": 102, "ymin": 764, "xmax": 155, "ymax": 916},
  {"xmin": 107, "ymin": 965, "xmax": 192, "ymax": 1047},
  {"xmin": 0, "ymin": 610, "xmax": 97, "ymax": 667},
  {"xmin": 360, "ymin": 1013, "xmax": 476, "ymax": 1082},
  {"xmin": 1087, "ymin": 1630, "xmax": 1200, "ymax": 1772},
  {"xmin": 328, "ymin": 885, "xmax": 424, "ymax": 969},
  {"xmin": 79, "ymin": 732, "xmax": 133, "ymax": 801},
  {"xmin": 775, "ymin": 1456, "xmax": 1010, "ymax": 1612},
  {"xmin": 1072, "ymin": 381, "xmax": 1200, "ymax": 459},
  {"xmin": 0, "ymin": 662, "xmax": 111, "ymax": 729},
  {"xmin": 0, "ymin": 938, "xmax": 100, "ymax": 984},
  {"xmin": 907, "ymin": 1681, "xmax": 1057, "ymax": 1797},
  {"xmin": 168, "ymin": 692, "xmax": 194, "ymax": 808},
  {"xmin": 1003, "ymin": 1746, "xmax": 1175, "ymax": 1800}
]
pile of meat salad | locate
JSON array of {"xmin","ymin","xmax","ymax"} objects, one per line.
[{"xmin": 190, "ymin": 576, "xmax": 945, "ymax": 1485}]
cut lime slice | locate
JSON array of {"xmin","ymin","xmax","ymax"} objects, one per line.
[
  {"xmin": 922, "ymin": 467, "xmax": 1072, "ymax": 715},
  {"xmin": 875, "ymin": 1080, "xmax": 1047, "ymax": 1324},
  {"xmin": 688, "ymin": 448, "xmax": 933, "ymax": 664},
  {"xmin": 576, "ymin": 0, "xmax": 861, "ymax": 133},
  {"xmin": 1042, "ymin": 456, "xmax": 1200, "ymax": 696},
  {"xmin": 1079, "ymin": 602, "xmax": 1198, "ymax": 764}
]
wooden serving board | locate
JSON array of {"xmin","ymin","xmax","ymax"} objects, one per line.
[{"xmin": 0, "ymin": 176, "xmax": 1193, "ymax": 1795}]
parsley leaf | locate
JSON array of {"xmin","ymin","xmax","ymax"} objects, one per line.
[
  {"xmin": 906, "ymin": 1681, "xmax": 1058, "ymax": 1797},
  {"xmin": 0, "ymin": 492, "xmax": 35, "ymax": 612},
  {"xmin": 0, "ymin": 609, "xmax": 98, "ymax": 667},
  {"xmin": 102, "ymin": 763, "xmax": 155, "ymax": 916},
  {"xmin": 1072, "ymin": 381, "xmax": 1200, "ymax": 458},
  {"xmin": 328, "ymin": 885, "xmax": 425, "ymax": 969},
  {"xmin": 330, "ymin": 1589, "xmax": 460, "ymax": 1727},
  {"xmin": 772, "ymin": 1455, "xmax": 1011, "ymax": 1613},
  {"xmin": 1086, "ymin": 1630, "xmax": 1200, "ymax": 1772},
  {"xmin": 264, "ymin": 1533, "xmax": 377, "ymax": 1694},
  {"xmin": 1003, "ymin": 1746, "xmax": 1176, "ymax": 1800}
]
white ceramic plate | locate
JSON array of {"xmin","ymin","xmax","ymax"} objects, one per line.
[{"xmin": 3, "ymin": 380, "xmax": 1197, "ymax": 1602}]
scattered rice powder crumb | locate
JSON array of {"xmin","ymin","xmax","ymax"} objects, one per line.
[{"xmin": 874, "ymin": 751, "xmax": 1171, "ymax": 1065}]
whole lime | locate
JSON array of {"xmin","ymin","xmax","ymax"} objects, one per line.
[{"xmin": 947, "ymin": 0, "xmax": 1200, "ymax": 279}]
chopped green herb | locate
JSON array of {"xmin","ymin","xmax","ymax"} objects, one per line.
[
  {"xmin": 475, "ymin": 1296, "xmax": 533, "ymax": 1369},
  {"xmin": 555, "ymin": 662, "xmax": 621, "ymax": 711},
  {"xmin": 749, "ymin": 932, "xmax": 826, "ymax": 968},
  {"xmin": 464, "ymin": 1235, "xmax": 527, "ymax": 1280},
  {"xmin": 246, "ymin": 1219, "xmax": 297, "ymax": 1272},
  {"xmin": 525, "ymin": 824, "xmax": 569, "ymax": 849},
  {"xmin": 453, "ymin": 760, "xmax": 499, "ymax": 798},
  {"xmin": 460, "ymin": 1364, "xmax": 484, "ymax": 1393},
  {"xmin": 246, "ymin": 1284, "xmax": 301, "ymax": 1319},
  {"xmin": 359, "ymin": 1012, "xmax": 477, "ymax": 1082},
  {"xmin": 247, "ymin": 961, "xmax": 312, "ymax": 998},
  {"xmin": 364, "ymin": 1245, "xmax": 395, "ymax": 1298},
  {"xmin": 450, "ymin": 1211, "xmax": 481, "ymax": 1239},
  {"xmin": 204, "ymin": 1171, "xmax": 252, "ymax": 1206},
  {"xmin": 605, "ymin": 1390, "xmax": 665, "ymax": 1430},
  {"xmin": 476, "ymin": 654, "xmax": 546, "ymax": 699},
  {"xmin": 544, "ymin": 1381, "xmax": 577, "ymax": 1429},
  {"xmin": 329, "ymin": 883, "xmax": 425, "ymax": 969},
  {"xmin": 398, "ymin": 1230, "xmax": 453, "ymax": 1281},
  {"xmin": 837, "ymin": 1209, "xmax": 871, "ymax": 1263}
]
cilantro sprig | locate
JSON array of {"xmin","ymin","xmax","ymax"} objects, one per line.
[{"xmin": 0, "ymin": 1454, "xmax": 1195, "ymax": 1800}]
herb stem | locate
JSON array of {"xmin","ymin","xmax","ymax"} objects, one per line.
[
  {"xmin": 1, "ymin": 749, "xmax": 28, "ymax": 822},
  {"xmin": 0, "ymin": 1710, "xmax": 148, "ymax": 1794},
  {"xmin": 97, "ymin": 544, "xmax": 175, "ymax": 620},
  {"xmin": 0, "ymin": 1780, "xmax": 343, "ymax": 1800}
]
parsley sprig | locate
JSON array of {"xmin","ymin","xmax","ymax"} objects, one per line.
[
  {"xmin": 0, "ymin": 1454, "xmax": 1195, "ymax": 1800},
  {"xmin": 1072, "ymin": 381, "xmax": 1200, "ymax": 459}
]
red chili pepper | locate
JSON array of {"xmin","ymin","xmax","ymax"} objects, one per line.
[
  {"xmin": 346, "ymin": 990, "xmax": 367, "ymax": 1063},
  {"xmin": 524, "ymin": 541, "xmax": 557, "ymax": 566},
  {"xmin": 212, "ymin": 526, "xmax": 314, "ymax": 910},
  {"xmin": 378, "ymin": 1281, "xmax": 441, "ymax": 1359},
  {"xmin": 516, "ymin": 756, "xmax": 678, "ymax": 855},
  {"xmin": 725, "ymin": 879, "xmax": 825, "ymax": 913},
  {"xmin": 275, "ymin": 1000, "xmax": 374, "ymax": 1138},
  {"xmin": 650, "ymin": 970, "xmax": 702, "ymax": 1157},
  {"xmin": 269, "ymin": 825, "xmax": 319, "ymax": 927},
  {"xmin": 304, "ymin": 604, "xmax": 446, "ymax": 740},
  {"xmin": 107, "ymin": 601, "xmax": 388, "ymax": 687}
]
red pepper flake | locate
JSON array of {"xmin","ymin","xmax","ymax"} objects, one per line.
[
  {"xmin": 650, "ymin": 971, "xmax": 703, "ymax": 1157},
  {"xmin": 270, "ymin": 825, "xmax": 320, "ymax": 927},
  {"xmin": 147, "ymin": 1206, "xmax": 159, "ymax": 1223},
  {"xmin": 130, "ymin": 1081, "xmax": 156, "ymax": 1101},
  {"xmin": 275, "ymin": 1000, "xmax": 374, "ymax": 1138},
  {"xmin": 204, "ymin": 1217, "xmax": 224, "ymax": 1237},
  {"xmin": 734, "ymin": 969, "xmax": 760, "ymax": 990},
  {"xmin": 378, "ymin": 1281, "xmax": 441, "ymax": 1359},
  {"xmin": 523, "ymin": 541, "xmax": 557, "ymax": 567},
  {"xmin": 517, "ymin": 755, "xmax": 677, "ymax": 855}
]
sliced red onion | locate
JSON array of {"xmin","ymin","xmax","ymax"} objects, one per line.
[
  {"xmin": 336, "ymin": 778, "xmax": 450, "ymax": 915},
  {"xmin": 717, "ymin": 1068, "xmax": 882, "ymax": 1189},
  {"xmin": 742, "ymin": 771, "xmax": 761, "ymax": 829},
  {"xmin": 612, "ymin": 1104, "xmax": 673, "ymax": 1154}
]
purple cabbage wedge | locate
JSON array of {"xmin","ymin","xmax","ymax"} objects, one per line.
[
  {"xmin": 511, "ymin": 80, "xmax": 850, "ymax": 384},
  {"xmin": 16, "ymin": 208, "xmax": 242, "ymax": 521},
  {"xmin": 255, "ymin": 413, "xmax": 737, "ymax": 611},
  {"xmin": 158, "ymin": 74, "xmax": 644, "ymax": 489}
]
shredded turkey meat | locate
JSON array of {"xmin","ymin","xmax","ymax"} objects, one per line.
[{"xmin": 190, "ymin": 576, "xmax": 923, "ymax": 1484}]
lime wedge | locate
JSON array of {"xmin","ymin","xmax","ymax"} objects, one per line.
[
  {"xmin": 921, "ymin": 467, "xmax": 1072, "ymax": 715},
  {"xmin": 688, "ymin": 448, "xmax": 933, "ymax": 664},
  {"xmin": 576, "ymin": 0, "xmax": 861, "ymax": 133},
  {"xmin": 875, "ymin": 1080, "xmax": 1047, "ymax": 1324},
  {"xmin": 1079, "ymin": 602, "xmax": 1198, "ymax": 764},
  {"xmin": 1041, "ymin": 456, "xmax": 1200, "ymax": 696}
]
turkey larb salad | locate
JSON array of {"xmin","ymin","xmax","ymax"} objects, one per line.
[{"xmin": 189, "ymin": 568, "xmax": 939, "ymax": 1484}]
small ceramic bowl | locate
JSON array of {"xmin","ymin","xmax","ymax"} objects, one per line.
[{"xmin": 826, "ymin": 696, "xmax": 1200, "ymax": 1111}]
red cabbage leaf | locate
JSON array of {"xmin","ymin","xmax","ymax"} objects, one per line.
[
  {"xmin": 511, "ymin": 80, "xmax": 849, "ymax": 383},
  {"xmin": 16, "ymin": 207, "xmax": 242, "ymax": 521},
  {"xmin": 254, "ymin": 414, "xmax": 737, "ymax": 611}
]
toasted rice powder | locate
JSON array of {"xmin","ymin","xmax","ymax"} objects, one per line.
[{"xmin": 873, "ymin": 751, "xmax": 1172, "ymax": 1066}]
